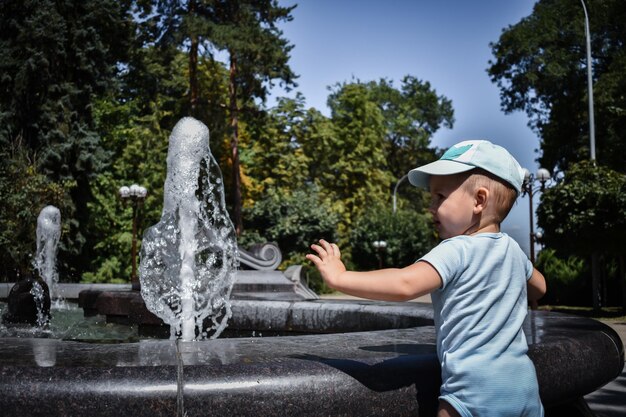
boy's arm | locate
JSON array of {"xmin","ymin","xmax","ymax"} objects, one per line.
[
  {"xmin": 527, "ymin": 268, "xmax": 547, "ymax": 302},
  {"xmin": 306, "ymin": 239, "xmax": 442, "ymax": 302}
]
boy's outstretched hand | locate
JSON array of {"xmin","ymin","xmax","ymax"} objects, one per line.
[{"xmin": 306, "ymin": 239, "xmax": 346, "ymax": 288}]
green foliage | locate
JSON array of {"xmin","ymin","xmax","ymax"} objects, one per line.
[
  {"xmin": 536, "ymin": 161, "xmax": 626, "ymax": 256},
  {"xmin": 366, "ymin": 76, "xmax": 454, "ymax": 179},
  {"xmin": 85, "ymin": 48, "xmax": 231, "ymax": 283},
  {"xmin": 208, "ymin": 0, "xmax": 297, "ymax": 103},
  {"xmin": 81, "ymin": 257, "xmax": 127, "ymax": 284},
  {"xmin": 243, "ymin": 94, "xmax": 312, "ymax": 200},
  {"xmin": 535, "ymin": 248, "xmax": 588, "ymax": 305},
  {"xmin": 350, "ymin": 205, "xmax": 437, "ymax": 271},
  {"xmin": 0, "ymin": 2, "xmax": 454, "ymax": 286},
  {"xmin": 240, "ymin": 186, "xmax": 338, "ymax": 265},
  {"xmin": 488, "ymin": 0, "xmax": 626, "ymax": 174},
  {"xmin": 85, "ymin": 96, "xmax": 174, "ymax": 283},
  {"xmin": 490, "ymin": 0, "xmax": 626, "ymax": 309},
  {"xmin": 318, "ymin": 82, "xmax": 394, "ymax": 235},
  {"xmin": 0, "ymin": 0, "xmax": 135, "ymax": 278},
  {"xmin": 0, "ymin": 142, "xmax": 74, "ymax": 280},
  {"xmin": 239, "ymin": 185, "xmax": 338, "ymax": 294}
]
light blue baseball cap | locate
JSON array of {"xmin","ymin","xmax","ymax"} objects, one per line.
[{"xmin": 408, "ymin": 140, "xmax": 525, "ymax": 193}]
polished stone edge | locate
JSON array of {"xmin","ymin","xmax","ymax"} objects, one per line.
[
  {"xmin": 0, "ymin": 311, "xmax": 622, "ymax": 416},
  {"xmin": 526, "ymin": 312, "xmax": 625, "ymax": 405},
  {"xmin": 77, "ymin": 291, "xmax": 434, "ymax": 333},
  {"xmin": 0, "ymin": 283, "xmax": 132, "ymax": 300}
]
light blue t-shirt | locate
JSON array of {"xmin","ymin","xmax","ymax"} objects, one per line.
[{"xmin": 419, "ymin": 233, "xmax": 544, "ymax": 417}]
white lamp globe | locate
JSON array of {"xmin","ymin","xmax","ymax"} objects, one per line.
[
  {"xmin": 536, "ymin": 168, "xmax": 551, "ymax": 182},
  {"xmin": 119, "ymin": 186, "xmax": 130, "ymax": 198}
]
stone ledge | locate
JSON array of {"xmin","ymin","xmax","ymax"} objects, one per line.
[{"xmin": 0, "ymin": 309, "xmax": 622, "ymax": 416}]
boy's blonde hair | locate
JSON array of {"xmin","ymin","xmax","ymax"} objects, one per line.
[{"xmin": 462, "ymin": 169, "xmax": 518, "ymax": 224}]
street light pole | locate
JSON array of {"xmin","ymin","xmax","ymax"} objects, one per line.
[
  {"xmin": 521, "ymin": 168, "xmax": 552, "ymax": 264},
  {"xmin": 119, "ymin": 184, "xmax": 148, "ymax": 290},
  {"xmin": 522, "ymin": 168, "xmax": 551, "ymax": 310},
  {"xmin": 580, "ymin": 0, "xmax": 596, "ymax": 161},
  {"xmin": 392, "ymin": 174, "xmax": 408, "ymax": 214},
  {"xmin": 131, "ymin": 202, "xmax": 139, "ymax": 286},
  {"xmin": 527, "ymin": 185, "xmax": 536, "ymax": 263},
  {"xmin": 372, "ymin": 240, "xmax": 387, "ymax": 269}
]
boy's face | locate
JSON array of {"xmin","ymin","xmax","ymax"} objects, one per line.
[{"xmin": 428, "ymin": 174, "xmax": 476, "ymax": 239}]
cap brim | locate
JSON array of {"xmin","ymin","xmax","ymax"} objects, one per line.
[{"xmin": 408, "ymin": 160, "xmax": 475, "ymax": 189}]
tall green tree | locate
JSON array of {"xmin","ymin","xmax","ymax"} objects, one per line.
[
  {"xmin": 303, "ymin": 79, "xmax": 453, "ymax": 238},
  {"xmin": 320, "ymin": 82, "xmax": 393, "ymax": 237},
  {"xmin": 489, "ymin": 0, "xmax": 626, "ymax": 309},
  {"xmin": 536, "ymin": 161, "xmax": 626, "ymax": 309},
  {"xmin": 366, "ymin": 76, "xmax": 454, "ymax": 213},
  {"xmin": 244, "ymin": 94, "xmax": 312, "ymax": 199},
  {"xmin": 367, "ymin": 76, "xmax": 454, "ymax": 180},
  {"xmin": 86, "ymin": 49, "xmax": 232, "ymax": 283},
  {"xmin": 488, "ymin": 0, "xmax": 626, "ymax": 174},
  {"xmin": 208, "ymin": 0, "xmax": 297, "ymax": 234},
  {"xmin": 0, "ymin": 0, "xmax": 134, "ymax": 279},
  {"xmin": 129, "ymin": 1, "xmax": 232, "ymax": 154},
  {"xmin": 147, "ymin": 0, "xmax": 217, "ymax": 117},
  {"xmin": 145, "ymin": 1, "xmax": 297, "ymax": 234}
]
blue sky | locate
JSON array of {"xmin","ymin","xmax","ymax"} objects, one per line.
[{"xmin": 272, "ymin": 0, "xmax": 543, "ymax": 255}]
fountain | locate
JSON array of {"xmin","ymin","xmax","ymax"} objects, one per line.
[
  {"xmin": 1, "ymin": 205, "xmax": 60, "ymax": 327},
  {"xmin": 0, "ymin": 118, "xmax": 623, "ymax": 416},
  {"xmin": 34, "ymin": 205, "xmax": 62, "ymax": 303},
  {"xmin": 139, "ymin": 117, "xmax": 238, "ymax": 341}
]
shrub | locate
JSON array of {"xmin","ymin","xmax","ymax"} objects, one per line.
[
  {"xmin": 350, "ymin": 205, "xmax": 436, "ymax": 270},
  {"xmin": 535, "ymin": 248, "xmax": 588, "ymax": 306}
]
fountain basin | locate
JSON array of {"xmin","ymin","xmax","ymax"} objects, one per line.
[{"xmin": 0, "ymin": 300, "xmax": 622, "ymax": 416}]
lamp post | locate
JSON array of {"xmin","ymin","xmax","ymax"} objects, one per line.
[
  {"xmin": 392, "ymin": 174, "xmax": 408, "ymax": 214},
  {"xmin": 119, "ymin": 184, "xmax": 148, "ymax": 290},
  {"xmin": 372, "ymin": 240, "xmax": 387, "ymax": 269},
  {"xmin": 521, "ymin": 168, "xmax": 552, "ymax": 264},
  {"xmin": 580, "ymin": 0, "xmax": 596, "ymax": 161}
]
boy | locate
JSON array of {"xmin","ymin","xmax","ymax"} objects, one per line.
[{"xmin": 307, "ymin": 140, "xmax": 547, "ymax": 417}]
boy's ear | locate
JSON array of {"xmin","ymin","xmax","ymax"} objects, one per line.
[{"xmin": 473, "ymin": 187, "xmax": 489, "ymax": 214}]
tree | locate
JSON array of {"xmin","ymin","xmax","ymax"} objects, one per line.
[
  {"xmin": 146, "ymin": 0, "xmax": 221, "ymax": 117},
  {"xmin": 85, "ymin": 98, "xmax": 173, "ymax": 283},
  {"xmin": 0, "ymin": 0, "xmax": 135, "ymax": 278},
  {"xmin": 303, "ymin": 79, "xmax": 452, "ymax": 237},
  {"xmin": 85, "ymin": 47, "xmax": 232, "ymax": 283},
  {"xmin": 536, "ymin": 161, "xmax": 626, "ymax": 309},
  {"xmin": 488, "ymin": 0, "xmax": 626, "ymax": 174},
  {"xmin": 243, "ymin": 94, "xmax": 312, "ymax": 200},
  {"xmin": 366, "ymin": 76, "xmax": 454, "ymax": 180},
  {"xmin": 240, "ymin": 185, "xmax": 338, "ymax": 266},
  {"xmin": 208, "ymin": 0, "xmax": 297, "ymax": 234},
  {"xmin": 318, "ymin": 82, "xmax": 393, "ymax": 237},
  {"xmin": 350, "ymin": 205, "xmax": 436, "ymax": 271},
  {"xmin": 365, "ymin": 76, "xmax": 453, "ymax": 213},
  {"xmin": 0, "ymin": 141, "xmax": 74, "ymax": 281}
]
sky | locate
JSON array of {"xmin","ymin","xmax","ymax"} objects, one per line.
[{"xmin": 271, "ymin": 0, "xmax": 544, "ymax": 256}]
